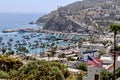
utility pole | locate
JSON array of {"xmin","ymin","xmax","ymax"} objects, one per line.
[{"xmin": 113, "ymin": 31, "xmax": 116, "ymax": 80}]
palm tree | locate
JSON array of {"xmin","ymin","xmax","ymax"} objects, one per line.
[
  {"xmin": 67, "ymin": 43, "xmax": 70, "ymax": 50},
  {"xmin": 1, "ymin": 47, "xmax": 7, "ymax": 54},
  {"xmin": 109, "ymin": 22, "xmax": 120, "ymax": 80},
  {"xmin": 50, "ymin": 43, "xmax": 57, "ymax": 61},
  {"xmin": 46, "ymin": 52, "xmax": 51, "ymax": 61},
  {"xmin": 6, "ymin": 50, "xmax": 14, "ymax": 55},
  {"xmin": 17, "ymin": 46, "xmax": 29, "ymax": 55},
  {"xmin": 77, "ymin": 38, "xmax": 83, "ymax": 48},
  {"xmin": 58, "ymin": 53, "xmax": 66, "ymax": 61}
]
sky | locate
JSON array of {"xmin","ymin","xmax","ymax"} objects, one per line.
[{"xmin": 0, "ymin": 0, "xmax": 82, "ymax": 14}]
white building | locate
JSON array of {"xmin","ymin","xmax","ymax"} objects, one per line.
[
  {"xmin": 82, "ymin": 42, "xmax": 104, "ymax": 50},
  {"xmin": 83, "ymin": 66, "xmax": 103, "ymax": 80},
  {"xmin": 83, "ymin": 56, "xmax": 120, "ymax": 80}
]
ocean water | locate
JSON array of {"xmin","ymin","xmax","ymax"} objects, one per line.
[
  {"xmin": 0, "ymin": 13, "xmax": 71, "ymax": 55},
  {"xmin": 0, "ymin": 13, "xmax": 43, "ymax": 54},
  {"xmin": 0, "ymin": 13, "xmax": 42, "ymax": 32}
]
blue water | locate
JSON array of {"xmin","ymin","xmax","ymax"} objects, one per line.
[
  {"xmin": 0, "ymin": 13, "xmax": 42, "ymax": 32},
  {"xmin": 0, "ymin": 13, "xmax": 71, "ymax": 55}
]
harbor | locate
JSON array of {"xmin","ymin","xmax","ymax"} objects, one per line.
[
  {"xmin": 2, "ymin": 28, "xmax": 91, "ymax": 40},
  {"xmin": 0, "ymin": 28, "xmax": 91, "ymax": 55}
]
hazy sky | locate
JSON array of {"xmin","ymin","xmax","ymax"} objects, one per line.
[{"xmin": 0, "ymin": 0, "xmax": 82, "ymax": 14}]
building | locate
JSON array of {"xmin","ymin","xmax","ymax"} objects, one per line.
[
  {"xmin": 83, "ymin": 66, "xmax": 103, "ymax": 80},
  {"xmin": 83, "ymin": 56, "xmax": 120, "ymax": 80},
  {"xmin": 82, "ymin": 42, "xmax": 104, "ymax": 50}
]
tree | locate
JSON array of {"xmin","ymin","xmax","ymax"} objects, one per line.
[
  {"xmin": 100, "ymin": 70, "xmax": 112, "ymax": 80},
  {"xmin": 77, "ymin": 38, "xmax": 83, "ymax": 48},
  {"xmin": 17, "ymin": 46, "xmax": 29, "ymax": 55},
  {"xmin": 50, "ymin": 66, "xmax": 65, "ymax": 80},
  {"xmin": 6, "ymin": 50, "xmax": 15, "ymax": 55},
  {"xmin": 0, "ymin": 59, "xmax": 70, "ymax": 79},
  {"xmin": 77, "ymin": 62, "xmax": 87, "ymax": 71},
  {"xmin": 0, "ymin": 70, "xmax": 8, "ymax": 79},
  {"xmin": 76, "ymin": 72, "xmax": 86, "ymax": 80},
  {"xmin": 63, "ymin": 69, "xmax": 70, "ymax": 79},
  {"xmin": 98, "ymin": 49, "xmax": 105, "ymax": 57},
  {"xmin": 14, "ymin": 60, "xmax": 66, "ymax": 80},
  {"xmin": 39, "ymin": 42, "xmax": 45, "ymax": 54},
  {"xmin": 0, "ymin": 55, "xmax": 22, "ymax": 72},
  {"xmin": 115, "ymin": 67, "xmax": 120, "ymax": 79},
  {"xmin": 109, "ymin": 22, "xmax": 120, "ymax": 80},
  {"xmin": 58, "ymin": 53, "xmax": 66, "ymax": 61},
  {"xmin": 1, "ymin": 47, "xmax": 7, "ymax": 54},
  {"xmin": 50, "ymin": 43, "xmax": 57, "ymax": 60},
  {"xmin": 8, "ymin": 69, "xmax": 18, "ymax": 79},
  {"xmin": 67, "ymin": 43, "xmax": 70, "ymax": 50},
  {"xmin": 46, "ymin": 52, "xmax": 52, "ymax": 61}
]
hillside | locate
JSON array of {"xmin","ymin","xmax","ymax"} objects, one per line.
[{"xmin": 35, "ymin": 0, "xmax": 120, "ymax": 33}]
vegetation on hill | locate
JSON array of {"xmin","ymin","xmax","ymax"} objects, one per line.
[{"xmin": 35, "ymin": 0, "xmax": 120, "ymax": 33}]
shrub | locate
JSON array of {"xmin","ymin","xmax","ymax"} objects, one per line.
[
  {"xmin": 67, "ymin": 57, "xmax": 76, "ymax": 61},
  {"xmin": 100, "ymin": 70, "xmax": 112, "ymax": 80},
  {"xmin": 77, "ymin": 62, "xmax": 87, "ymax": 71},
  {"xmin": 0, "ymin": 70, "xmax": 8, "ymax": 79},
  {"xmin": 63, "ymin": 69, "xmax": 70, "ymax": 78}
]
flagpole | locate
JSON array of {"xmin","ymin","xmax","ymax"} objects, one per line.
[{"xmin": 86, "ymin": 55, "xmax": 89, "ymax": 77}]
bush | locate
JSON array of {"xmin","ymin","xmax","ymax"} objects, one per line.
[
  {"xmin": 63, "ymin": 69, "xmax": 70, "ymax": 78},
  {"xmin": 8, "ymin": 69, "xmax": 18, "ymax": 79},
  {"xmin": 0, "ymin": 70, "xmax": 8, "ymax": 79},
  {"xmin": 100, "ymin": 70, "xmax": 112, "ymax": 80},
  {"xmin": 77, "ymin": 62, "xmax": 87, "ymax": 71},
  {"xmin": 13, "ymin": 60, "xmax": 66, "ymax": 79},
  {"xmin": 0, "ymin": 55, "xmax": 23, "ymax": 72},
  {"xmin": 76, "ymin": 73, "xmax": 83, "ymax": 80},
  {"xmin": 116, "ymin": 67, "xmax": 120, "ymax": 78},
  {"xmin": 22, "ymin": 56, "xmax": 36, "ymax": 61},
  {"xmin": 0, "ymin": 59, "xmax": 69, "ymax": 79},
  {"xmin": 50, "ymin": 66, "xmax": 65, "ymax": 80},
  {"xmin": 67, "ymin": 57, "xmax": 76, "ymax": 61}
]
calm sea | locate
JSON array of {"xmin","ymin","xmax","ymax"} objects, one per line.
[{"xmin": 0, "ymin": 13, "xmax": 42, "ymax": 32}]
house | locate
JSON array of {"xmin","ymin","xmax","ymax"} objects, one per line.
[
  {"xmin": 83, "ymin": 56, "xmax": 120, "ymax": 80},
  {"xmin": 83, "ymin": 66, "xmax": 103, "ymax": 80},
  {"xmin": 82, "ymin": 42, "xmax": 104, "ymax": 50}
]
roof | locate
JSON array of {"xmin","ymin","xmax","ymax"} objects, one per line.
[
  {"xmin": 68, "ymin": 68, "xmax": 80, "ymax": 73},
  {"xmin": 100, "ymin": 56, "xmax": 112, "ymax": 61},
  {"xmin": 117, "ymin": 56, "xmax": 120, "ymax": 61},
  {"xmin": 83, "ymin": 50, "xmax": 97, "ymax": 54}
]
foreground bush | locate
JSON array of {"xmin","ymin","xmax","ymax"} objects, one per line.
[
  {"xmin": 0, "ymin": 55, "xmax": 71, "ymax": 80},
  {"xmin": 0, "ymin": 55, "xmax": 22, "ymax": 72},
  {"xmin": 10, "ymin": 60, "xmax": 68, "ymax": 80},
  {"xmin": 0, "ymin": 70, "xmax": 8, "ymax": 79}
]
